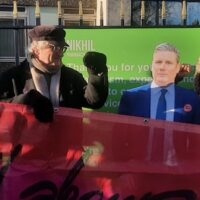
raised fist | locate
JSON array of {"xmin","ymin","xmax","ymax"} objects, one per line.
[{"xmin": 83, "ymin": 51, "xmax": 108, "ymax": 75}]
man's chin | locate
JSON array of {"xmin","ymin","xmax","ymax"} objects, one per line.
[
  {"xmin": 47, "ymin": 63, "xmax": 62, "ymax": 73},
  {"xmin": 157, "ymin": 80, "xmax": 174, "ymax": 87}
]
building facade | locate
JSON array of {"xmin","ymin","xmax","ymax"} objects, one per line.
[
  {"xmin": 0, "ymin": 0, "xmax": 99, "ymax": 68},
  {"xmin": 0, "ymin": 0, "xmax": 200, "ymax": 69}
]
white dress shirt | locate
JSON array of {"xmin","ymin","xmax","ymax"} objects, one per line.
[{"xmin": 150, "ymin": 81, "xmax": 175, "ymax": 121}]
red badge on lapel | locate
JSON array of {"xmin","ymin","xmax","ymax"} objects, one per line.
[{"xmin": 184, "ymin": 104, "xmax": 192, "ymax": 112}]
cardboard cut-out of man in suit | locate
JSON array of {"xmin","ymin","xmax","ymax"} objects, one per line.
[{"xmin": 119, "ymin": 43, "xmax": 200, "ymax": 124}]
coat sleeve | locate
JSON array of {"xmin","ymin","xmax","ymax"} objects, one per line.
[
  {"xmin": 60, "ymin": 66, "xmax": 108, "ymax": 109},
  {"xmin": 0, "ymin": 67, "xmax": 16, "ymax": 102},
  {"xmin": 193, "ymin": 94, "xmax": 200, "ymax": 124},
  {"xmin": 118, "ymin": 91, "xmax": 132, "ymax": 115},
  {"xmin": 84, "ymin": 72, "xmax": 108, "ymax": 109},
  {"xmin": 0, "ymin": 66, "xmax": 27, "ymax": 104}
]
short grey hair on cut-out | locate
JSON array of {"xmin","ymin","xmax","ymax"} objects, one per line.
[{"xmin": 154, "ymin": 43, "xmax": 180, "ymax": 63}]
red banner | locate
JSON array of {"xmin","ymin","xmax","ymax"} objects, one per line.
[{"xmin": 0, "ymin": 102, "xmax": 200, "ymax": 200}]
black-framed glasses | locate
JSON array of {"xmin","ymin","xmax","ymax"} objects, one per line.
[{"xmin": 48, "ymin": 44, "xmax": 68, "ymax": 53}]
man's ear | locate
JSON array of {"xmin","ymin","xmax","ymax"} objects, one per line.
[
  {"xmin": 176, "ymin": 63, "xmax": 181, "ymax": 74},
  {"xmin": 33, "ymin": 48, "xmax": 39, "ymax": 57}
]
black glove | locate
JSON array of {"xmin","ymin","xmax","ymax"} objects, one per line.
[
  {"xmin": 24, "ymin": 90, "xmax": 54, "ymax": 123},
  {"xmin": 83, "ymin": 51, "xmax": 108, "ymax": 75}
]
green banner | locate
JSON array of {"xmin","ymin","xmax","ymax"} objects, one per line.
[{"xmin": 62, "ymin": 28, "xmax": 200, "ymax": 113}]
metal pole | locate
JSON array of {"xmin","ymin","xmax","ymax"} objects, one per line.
[
  {"xmin": 131, "ymin": 0, "xmax": 133, "ymax": 26},
  {"xmin": 58, "ymin": 0, "xmax": 62, "ymax": 26},
  {"xmin": 141, "ymin": 1, "xmax": 145, "ymax": 26},
  {"xmin": 155, "ymin": 0, "xmax": 159, "ymax": 26},
  {"xmin": 120, "ymin": 0, "xmax": 125, "ymax": 27},
  {"xmin": 161, "ymin": 0, "xmax": 166, "ymax": 26},
  {"xmin": 100, "ymin": 1, "xmax": 104, "ymax": 27},
  {"xmin": 79, "ymin": 0, "xmax": 83, "ymax": 26},
  {"xmin": 182, "ymin": 0, "xmax": 187, "ymax": 26},
  {"xmin": 35, "ymin": 0, "xmax": 41, "ymax": 25},
  {"xmin": 13, "ymin": 0, "xmax": 19, "ymax": 66}
]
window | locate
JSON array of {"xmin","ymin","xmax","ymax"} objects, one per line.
[
  {"xmin": 0, "ymin": 19, "xmax": 26, "ymax": 59},
  {"xmin": 63, "ymin": 8, "xmax": 95, "ymax": 15},
  {"xmin": 131, "ymin": 0, "xmax": 200, "ymax": 26},
  {"xmin": 187, "ymin": 2, "xmax": 200, "ymax": 25},
  {"xmin": 62, "ymin": 7, "xmax": 96, "ymax": 27},
  {"xmin": 63, "ymin": 20, "xmax": 95, "ymax": 27},
  {"xmin": 0, "ymin": 6, "xmax": 27, "ymax": 61},
  {"xmin": 131, "ymin": 1, "xmax": 158, "ymax": 26},
  {"xmin": 165, "ymin": 1, "xmax": 182, "ymax": 25}
]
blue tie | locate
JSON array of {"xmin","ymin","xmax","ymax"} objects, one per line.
[{"xmin": 156, "ymin": 89, "xmax": 167, "ymax": 120}]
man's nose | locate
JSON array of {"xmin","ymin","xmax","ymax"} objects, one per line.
[{"xmin": 159, "ymin": 63, "xmax": 166, "ymax": 70}]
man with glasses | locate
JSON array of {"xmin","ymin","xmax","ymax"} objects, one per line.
[{"xmin": 0, "ymin": 25, "xmax": 108, "ymax": 122}]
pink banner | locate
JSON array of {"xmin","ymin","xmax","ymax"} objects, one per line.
[{"xmin": 0, "ymin": 102, "xmax": 200, "ymax": 199}]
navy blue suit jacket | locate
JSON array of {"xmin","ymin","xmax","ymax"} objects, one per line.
[{"xmin": 119, "ymin": 83, "xmax": 200, "ymax": 124}]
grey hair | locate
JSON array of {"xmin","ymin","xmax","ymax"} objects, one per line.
[
  {"xmin": 28, "ymin": 40, "xmax": 50, "ymax": 54},
  {"xmin": 154, "ymin": 43, "xmax": 180, "ymax": 63}
]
